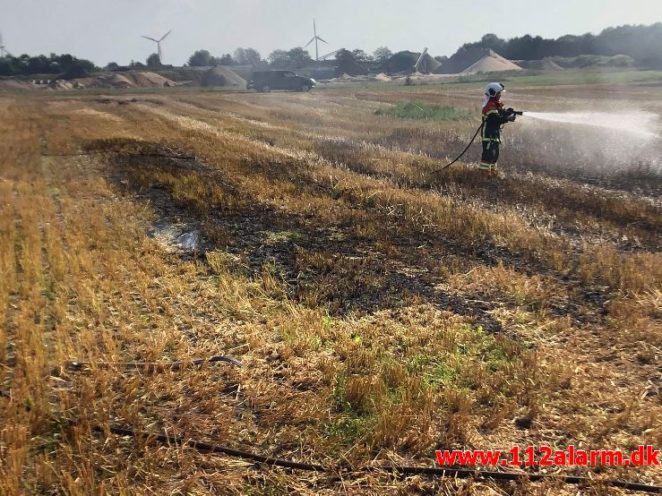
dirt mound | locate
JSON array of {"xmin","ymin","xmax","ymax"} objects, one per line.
[
  {"xmin": 85, "ymin": 73, "xmax": 134, "ymax": 89},
  {"xmin": 0, "ymin": 78, "xmax": 34, "ymax": 90},
  {"xmin": 460, "ymin": 50, "xmax": 522, "ymax": 74},
  {"xmin": 72, "ymin": 71, "xmax": 175, "ymax": 89},
  {"xmin": 0, "ymin": 70, "xmax": 189, "ymax": 91},
  {"xmin": 201, "ymin": 66, "xmax": 246, "ymax": 87},
  {"xmin": 51, "ymin": 80, "xmax": 76, "ymax": 90},
  {"xmin": 127, "ymin": 71, "xmax": 174, "ymax": 87}
]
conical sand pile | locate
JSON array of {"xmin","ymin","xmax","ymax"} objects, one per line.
[{"xmin": 460, "ymin": 50, "xmax": 522, "ymax": 74}]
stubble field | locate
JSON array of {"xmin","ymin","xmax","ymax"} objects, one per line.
[{"xmin": 0, "ymin": 76, "xmax": 661, "ymax": 494}]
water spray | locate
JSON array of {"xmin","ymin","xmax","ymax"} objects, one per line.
[
  {"xmin": 524, "ymin": 111, "xmax": 659, "ymax": 139},
  {"xmin": 436, "ymin": 109, "xmax": 660, "ymax": 174}
]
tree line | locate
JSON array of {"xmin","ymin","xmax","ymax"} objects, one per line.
[
  {"xmin": 189, "ymin": 24, "xmax": 662, "ymax": 71},
  {"xmin": 2, "ymin": 23, "xmax": 660, "ymax": 77},
  {"xmin": 185, "ymin": 46, "xmax": 393, "ymax": 69},
  {"xmin": 0, "ymin": 53, "xmax": 96, "ymax": 78},
  {"xmin": 445, "ymin": 23, "xmax": 662, "ymax": 72}
]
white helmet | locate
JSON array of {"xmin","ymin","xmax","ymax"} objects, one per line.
[{"xmin": 485, "ymin": 82, "xmax": 505, "ymax": 97}]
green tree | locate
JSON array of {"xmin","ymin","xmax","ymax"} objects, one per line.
[
  {"xmin": 234, "ymin": 47, "xmax": 261, "ymax": 66},
  {"xmin": 334, "ymin": 48, "xmax": 352, "ymax": 63},
  {"xmin": 480, "ymin": 33, "xmax": 506, "ymax": 53},
  {"xmin": 351, "ymin": 49, "xmax": 371, "ymax": 63},
  {"xmin": 216, "ymin": 54, "xmax": 234, "ymax": 65},
  {"xmin": 381, "ymin": 50, "xmax": 418, "ymax": 73},
  {"xmin": 0, "ymin": 59, "xmax": 15, "ymax": 76},
  {"xmin": 373, "ymin": 46, "xmax": 392, "ymax": 63},
  {"xmin": 286, "ymin": 47, "xmax": 312, "ymax": 68},
  {"xmin": 188, "ymin": 49, "xmax": 213, "ymax": 67},
  {"xmin": 268, "ymin": 47, "xmax": 317, "ymax": 68},
  {"xmin": 146, "ymin": 53, "xmax": 161, "ymax": 67},
  {"xmin": 268, "ymin": 49, "xmax": 290, "ymax": 68}
]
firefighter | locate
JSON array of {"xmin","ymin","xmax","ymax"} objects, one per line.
[{"xmin": 481, "ymin": 82, "xmax": 517, "ymax": 176}]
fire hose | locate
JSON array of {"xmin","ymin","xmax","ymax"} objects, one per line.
[
  {"xmin": 436, "ymin": 109, "xmax": 523, "ymax": 172},
  {"xmin": 5, "ymin": 353, "xmax": 660, "ymax": 493},
  {"xmin": 100, "ymin": 426, "xmax": 662, "ymax": 493}
]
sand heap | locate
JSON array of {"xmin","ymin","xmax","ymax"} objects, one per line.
[
  {"xmin": 74, "ymin": 73, "xmax": 133, "ymax": 89},
  {"xmin": 460, "ymin": 50, "xmax": 522, "ymax": 75},
  {"xmin": 201, "ymin": 66, "xmax": 246, "ymax": 87},
  {"xmin": 0, "ymin": 78, "xmax": 34, "ymax": 90},
  {"xmin": 128, "ymin": 71, "xmax": 174, "ymax": 87},
  {"xmin": 85, "ymin": 71, "xmax": 175, "ymax": 88},
  {"xmin": 0, "ymin": 71, "xmax": 177, "ymax": 91}
]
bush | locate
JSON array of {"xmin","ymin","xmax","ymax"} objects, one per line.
[{"xmin": 375, "ymin": 102, "xmax": 471, "ymax": 121}]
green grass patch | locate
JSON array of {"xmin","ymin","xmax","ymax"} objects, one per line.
[
  {"xmin": 323, "ymin": 416, "xmax": 373, "ymax": 446},
  {"xmin": 262, "ymin": 229, "xmax": 305, "ymax": 244},
  {"xmin": 375, "ymin": 101, "xmax": 471, "ymax": 121}
]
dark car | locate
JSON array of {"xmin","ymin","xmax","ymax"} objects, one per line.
[{"xmin": 248, "ymin": 70, "xmax": 316, "ymax": 92}]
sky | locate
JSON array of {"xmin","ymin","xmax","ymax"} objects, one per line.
[{"xmin": 1, "ymin": 0, "xmax": 662, "ymax": 66}]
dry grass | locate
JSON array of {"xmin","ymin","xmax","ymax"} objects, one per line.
[{"xmin": 0, "ymin": 82, "xmax": 660, "ymax": 494}]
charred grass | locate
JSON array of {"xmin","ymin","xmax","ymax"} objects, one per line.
[{"xmin": 0, "ymin": 89, "xmax": 660, "ymax": 494}]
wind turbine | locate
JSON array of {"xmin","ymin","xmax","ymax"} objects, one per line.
[
  {"xmin": 0, "ymin": 32, "xmax": 9, "ymax": 58},
  {"xmin": 304, "ymin": 19, "xmax": 327, "ymax": 62},
  {"xmin": 141, "ymin": 29, "xmax": 172, "ymax": 63}
]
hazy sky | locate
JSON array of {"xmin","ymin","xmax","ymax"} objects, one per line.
[{"xmin": 2, "ymin": 0, "xmax": 662, "ymax": 66}]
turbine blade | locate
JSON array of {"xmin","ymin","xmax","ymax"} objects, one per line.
[
  {"xmin": 320, "ymin": 49, "xmax": 338, "ymax": 60},
  {"xmin": 159, "ymin": 29, "xmax": 172, "ymax": 42},
  {"xmin": 142, "ymin": 36, "xmax": 158, "ymax": 42},
  {"xmin": 317, "ymin": 37, "xmax": 328, "ymax": 44},
  {"xmin": 304, "ymin": 37, "xmax": 315, "ymax": 47}
]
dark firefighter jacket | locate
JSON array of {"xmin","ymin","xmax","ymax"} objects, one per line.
[{"xmin": 482, "ymin": 98, "xmax": 513, "ymax": 143}]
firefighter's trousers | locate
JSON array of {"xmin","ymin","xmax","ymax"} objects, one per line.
[{"xmin": 480, "ymin": 139, "xmax": 500, "ymax": 171}]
